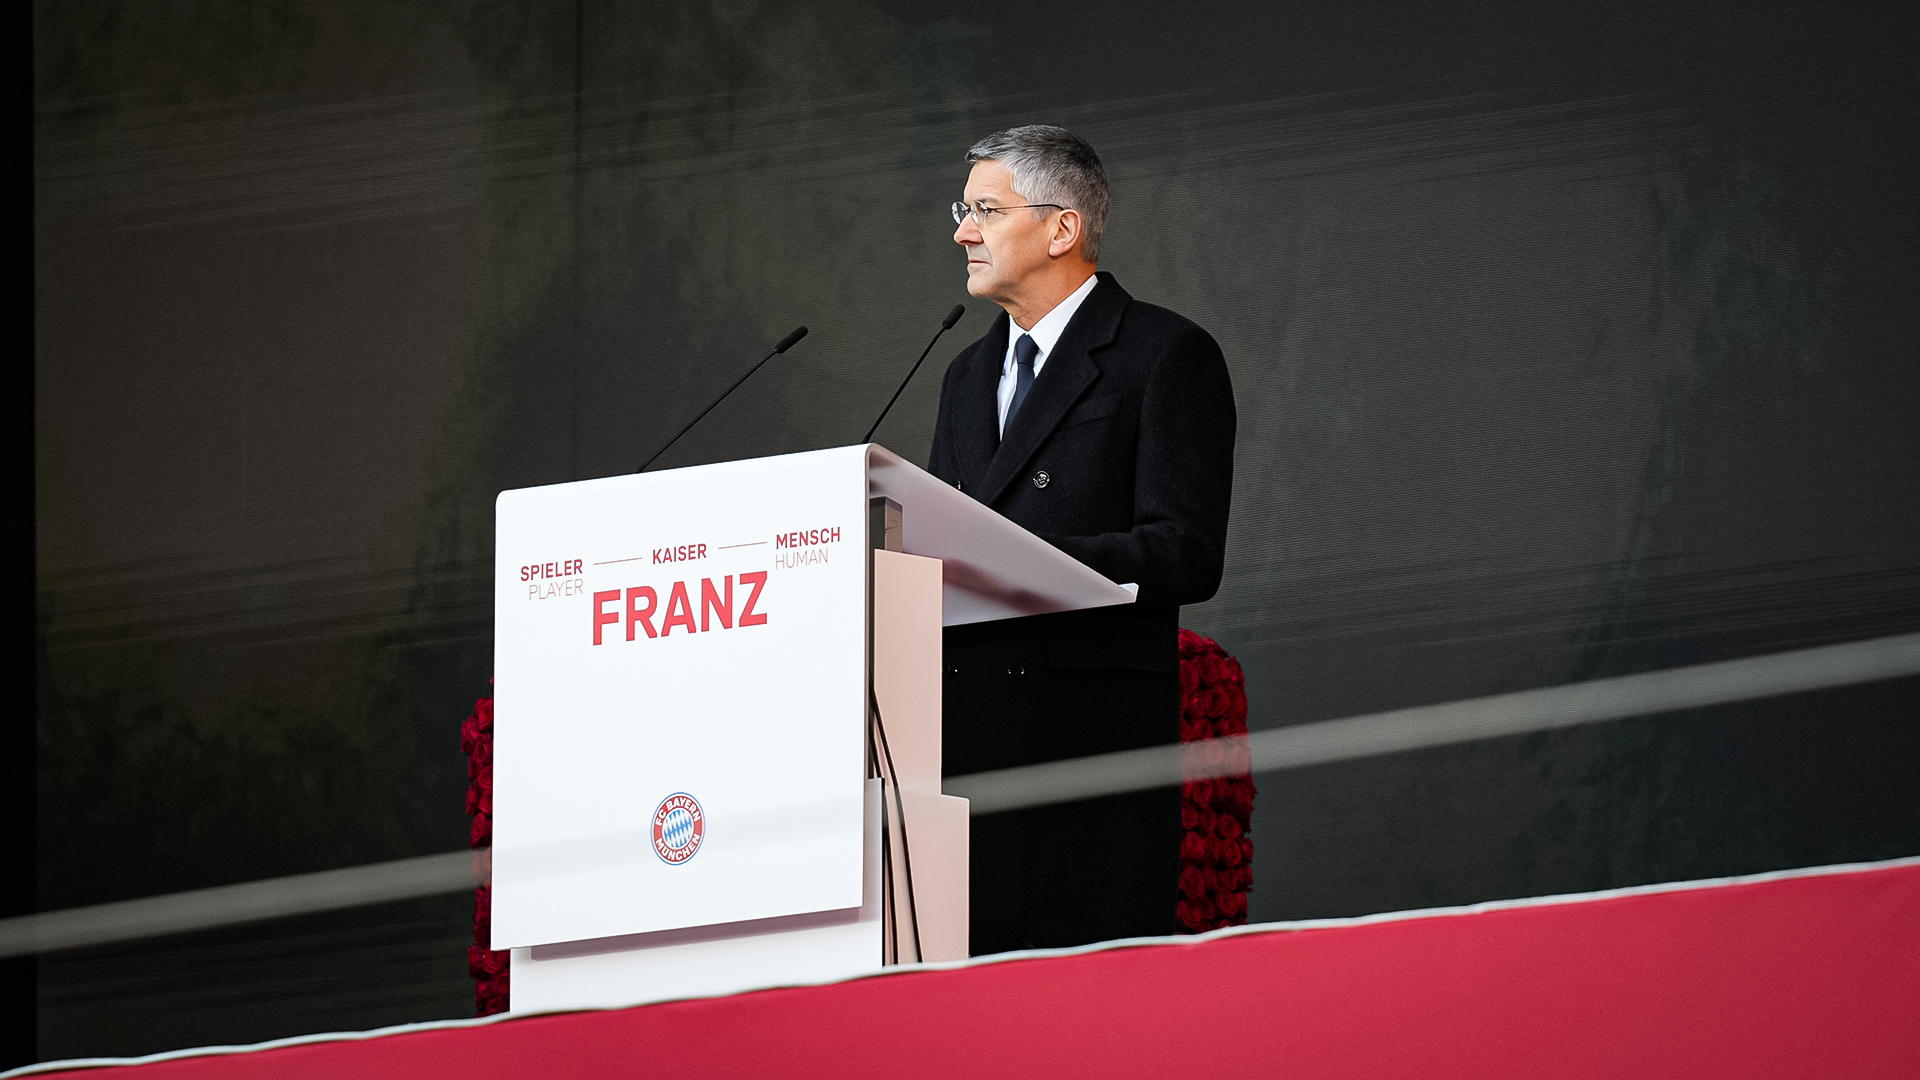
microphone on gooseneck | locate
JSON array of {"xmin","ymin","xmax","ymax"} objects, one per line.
[
  {"xmin": 862, "ymin": 304, "xmax": 965, "ymax": 444},
  {"xmin": 636, "ymin": 326, "xmax": 808, "ymax": 472}
]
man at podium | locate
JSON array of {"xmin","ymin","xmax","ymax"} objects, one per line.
[{"xmin": 929, "ymin": 126, "xmax": 1237, "ymax": 953}]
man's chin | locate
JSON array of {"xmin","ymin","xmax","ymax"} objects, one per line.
[{"xmin": 963, "ymin": 271, "xmax": 993, "ymax": 298}]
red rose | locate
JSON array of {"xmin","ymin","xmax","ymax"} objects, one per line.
[
  {"xmin": 1198, "ymin": 684, "xmax": 1228, "ymax": 718},
  {"xmin": 1178, "ymin": 628, "xmax": 1204, "ymax": 656},
  {"xmin": 1216, "ymin": 779, "xmax": 1246, "ymax": 806},
  {"xmin": 1194, "ymin": 808, "xmax": 1218, "ymax": 837},
  {"xmin": 468, "ymin": 943, "xmax": 508, "ymax": 980},
  {"xmin": 475, "ymin": 967, "xmax": 510, "ymax": 1007},
  {"xmin": 1179, "ymin": 865, "xmax": 1209, "ymax": 900},
  {"xmin": 1181, "ymin": 894, "xmax": 1217, "ymax": 928},
  {"xmin": 1211, "ymin": 868, "xmax": 1232, "ymax": 894},
  {"xmin": 470, "ymin": 813, "xmax": 491, "ymax": 848},
  {"xmin": 1219, "ymin": 891, "xmax": 1248, "ymax": 921},
  {"xmin": 1175, "ymin": 898, "xmax": 1199, "ymax": 926},
  {"xmin": 1205, "ymin": 734, "xmax": 1236, "ymax": 768},
  {"xmin": 1226, "ymin": 781, "xmax": 1256, "ymax": 815},
  {"xmin": 1217, "ymin": 736, "xmax": 1250, "ymax": 774},
  {"xmin": 1179, "ymin": 801, "xmax": 1200, "ymax": 831},
  {"xmin": 1214, "ymin": 813, "xmax": 1243, "ymax": 840},
  {"xmin": 1186, "ymin": 653, "xmax": 1216, "ymax": 684},
  {"xmin": 1181, "ymin": 832, "xmax": 1211, "ymax": 862}
]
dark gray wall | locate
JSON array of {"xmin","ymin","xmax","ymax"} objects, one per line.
[{"xmin": 31, "ymin": 0, "xmax": 1919, "ymax": 1061}]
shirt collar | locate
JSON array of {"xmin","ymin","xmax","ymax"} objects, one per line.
[{"xmin": 1004, "ymin": 272, "xmax": 1100, "ymax": 372}]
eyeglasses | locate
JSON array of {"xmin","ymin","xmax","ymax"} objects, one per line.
[{"xmin": 951, "ymin": 199, "xmax": 1067, "ymax": 226}]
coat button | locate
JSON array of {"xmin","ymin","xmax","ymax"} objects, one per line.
[{"xmin": 1032, "ymin": 471, "xmax": 1050, "ymax": 489}]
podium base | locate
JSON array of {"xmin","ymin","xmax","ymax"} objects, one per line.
[{"xmin": 509, "ymin": 781, "xmax": 969, "ymax": 1014}]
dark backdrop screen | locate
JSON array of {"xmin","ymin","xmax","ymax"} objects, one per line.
[{"xmin": 30, "ymin": 0, "xmax": 1920, "ymax": 1060}]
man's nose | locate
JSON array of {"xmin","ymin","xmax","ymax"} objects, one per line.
[{"xmin": 954, "ymin": 217, "xmax": 982, "ymax": 246}]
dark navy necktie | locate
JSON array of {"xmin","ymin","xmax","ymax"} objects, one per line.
[{"xmin": 1006, "ymin": 333, "xmax": 1039, "ymax": 432}]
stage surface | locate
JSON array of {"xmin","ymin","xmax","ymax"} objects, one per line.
[{"xmin": 14, "ymin": 858, "xmax": 1916, "ymax": 1079}]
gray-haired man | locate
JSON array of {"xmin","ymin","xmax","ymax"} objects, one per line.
[{"xmin": 929, "ymin": 126, "xmax": 1237, "ymax": 953}]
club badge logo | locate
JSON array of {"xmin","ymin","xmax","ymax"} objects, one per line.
[{"xmin": 651, "ymin": 793, "xmax": 705, "ymax": 865}]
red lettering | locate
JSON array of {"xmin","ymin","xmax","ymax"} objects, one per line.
[
  {"xmin": 738, "ymin": 571, "xmax": 768, "ymax": 627},
  {"xmin": 626, "ymin": 586, "xmax": 658, "ymax": 640},
  {"xmin": 592, "ymin": 590, "xmax": 621, "ymax": 644},
  {"xmin": 661, "ymin": 580, "xmax": 697, "ymax": 636},
  {"xmin": 700, "ymin": 576, "xmax": 733, "ymax": 631}
]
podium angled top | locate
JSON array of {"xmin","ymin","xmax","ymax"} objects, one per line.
[{"xmin": 863, "ymin": 444, "xmax": 1136, "ymax": 627}]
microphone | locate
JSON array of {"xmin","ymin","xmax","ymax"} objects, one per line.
[
  {"xmin": 862, "ymin": 305, "xmax": 965, "ymax": 444},
  {"xmin": 637, "ymin": 326, "xmax": 808, "ymax": 472}
]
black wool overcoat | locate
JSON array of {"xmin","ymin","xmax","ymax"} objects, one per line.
[
  {"xmin": 927, "ymin": 270, "xmax": 1236, "ymax": 950},
  {"xmin": 928, "ymin": 271, "xmax": 1237, "ymax": 771}
]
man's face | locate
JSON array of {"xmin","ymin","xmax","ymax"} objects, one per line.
[{"xmin": 954, "ymin": 159, "xmax": 1057, "ymax": 305}]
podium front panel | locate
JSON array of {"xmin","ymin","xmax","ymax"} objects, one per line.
[{"xmin": 492, "ymin": 446, "xmax": 872, "ymax": 949}]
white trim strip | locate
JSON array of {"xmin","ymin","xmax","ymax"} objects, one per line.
[
  {"xmin": 949, "ymin": 631, "xmax": 1920, "ymax": 812},
  {"xmin": 8, "ymin": 855, "xmax": 1913, "ymax": 1078},
  {"xmin": 0, "ymin": 850, "xmax": 484, "ymax": 960},
  {"xmin": 3, "ymin": 632, "xmax": 1915, "ymax": 961}
]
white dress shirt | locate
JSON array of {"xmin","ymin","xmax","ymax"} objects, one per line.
[{"xmin": 998, "ymin": 273, "xmax": 1101, "ymax": 435}]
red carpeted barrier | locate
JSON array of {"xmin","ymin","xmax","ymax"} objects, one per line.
[{"xmin": 25, "ymin": 859, "xmax": 1919, "ymax": 1079}]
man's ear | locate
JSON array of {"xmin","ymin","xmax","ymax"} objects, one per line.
[{"xmin": 1048, "ymin": 209, "xmax": 1083, "ymax": 259}]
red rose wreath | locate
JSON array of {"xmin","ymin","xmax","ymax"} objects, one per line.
[
  {"xmin": 464, "ymin": 633, "xmax": 1252, "ymax": 1006},
  {"xmin": 1176, "ymin": 629, "xmax": 1256, "ymax": 933},
  {"xmin": 461, "ymin": 695, "xmax": 510, "ymax": 1016}
]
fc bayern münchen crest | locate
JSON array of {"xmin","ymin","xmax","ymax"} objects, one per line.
[{"xmin": 651, "ymin": 793, "xmax": 705, "ymax": 865}]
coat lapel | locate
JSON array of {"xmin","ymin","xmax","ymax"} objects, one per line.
[
  {"xmin": 977, "ymin": 273, "xmax": 1129, "ymax": 506},
  {"xmin": 954, "ymin": 312, "xmax": 1008, "ymax": 491}
]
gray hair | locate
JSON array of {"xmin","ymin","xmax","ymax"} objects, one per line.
[{"xmin": 966, "ymin": 125, "xmax": 1110, "ymax": 262}]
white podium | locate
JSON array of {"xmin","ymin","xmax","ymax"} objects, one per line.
[{"xmin": 492, "ymin": 444, "xmax": 1134, "ymax": 1013}]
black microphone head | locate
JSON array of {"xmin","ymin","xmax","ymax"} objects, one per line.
[
  {"xmin": 774, "ymin": 326, "xmax": 808, "ymax": 354},
  {"xmin": 942, "ymin": 304, "xmax": 965, "ymax": 330}
]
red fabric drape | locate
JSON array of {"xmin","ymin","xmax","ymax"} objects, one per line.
[{"xmin": 48, "ymin": 861, "xmax": 1920, "ymax": 1079}]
